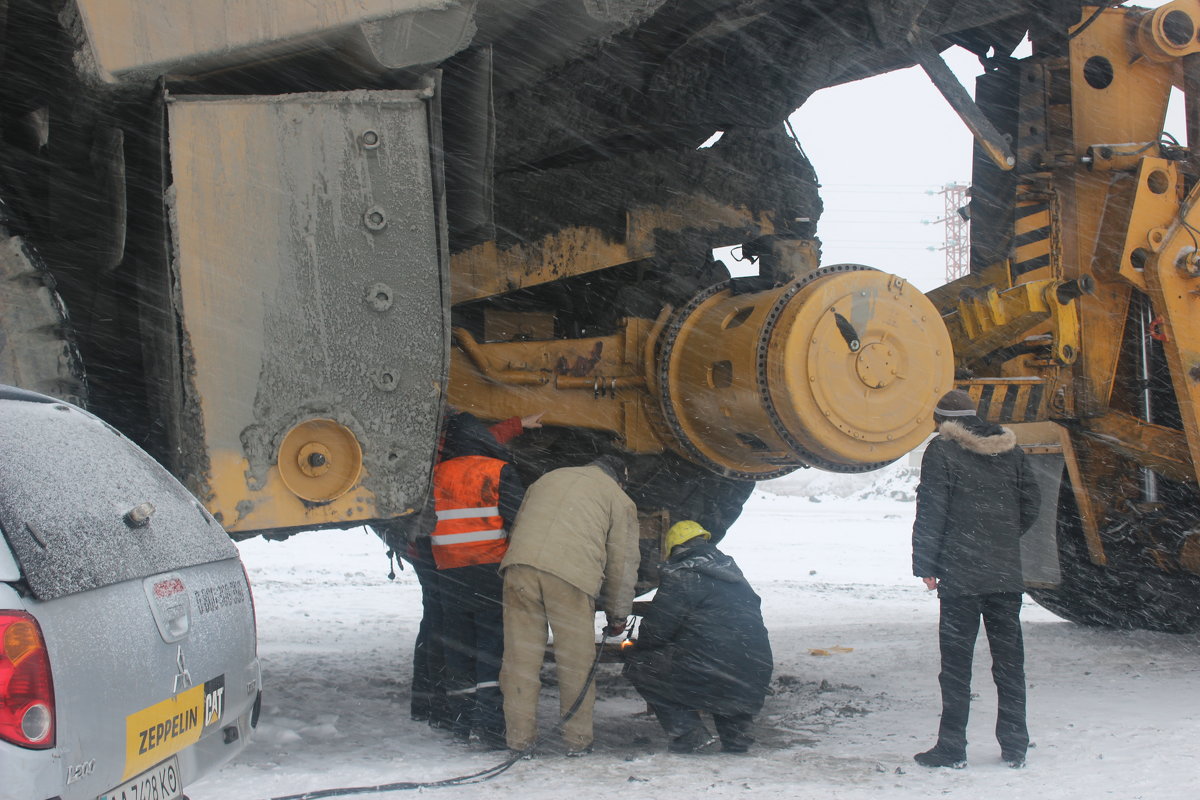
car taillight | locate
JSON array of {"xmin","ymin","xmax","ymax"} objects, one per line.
[
  {"xmin": 240, "ymin": 562, "xmax": 258, "ymax": 646},
  {"xmin": 0, "ymin": 611, "xmax": 55, "ymax": 749}
]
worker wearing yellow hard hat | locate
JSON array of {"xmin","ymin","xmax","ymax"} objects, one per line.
[
  {"xmin": 662, "ymin": 520, "xmax": 711, "ymax": 558},
  {"xmin": 625, "ymin": 519, "xmax": 773, "ymax": 754}
]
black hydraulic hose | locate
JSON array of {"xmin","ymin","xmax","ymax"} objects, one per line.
[
  {"xmin": 256, "ymin": 627, "xmax": 617, "ymax": 800},
  {"xmin": 1068, "ymin": 2, "xmax": 1128, "ymax": 41}
]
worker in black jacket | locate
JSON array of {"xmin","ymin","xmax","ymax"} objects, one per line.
[
  {"xmin": 623, "ymin": 521, "xmax": 773, "ymax": 754},
  {"xmin": 911, "ymin": 389, "xmax": 1041, "ymax": 770}
]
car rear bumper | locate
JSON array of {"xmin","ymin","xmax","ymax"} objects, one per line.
[
  {"xmin": 0, "ymin": 664, "xmax": 261, "ymax": 800},
  {"xmin": 0, "ymin": 742, "xmax": 65, "ymax": 800}
]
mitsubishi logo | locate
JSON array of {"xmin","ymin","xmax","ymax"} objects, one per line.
[{"xmin": 173, "ymin": 645, "xmax": 193, "ymax": 694}]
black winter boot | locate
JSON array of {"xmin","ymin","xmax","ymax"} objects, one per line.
[
  {"xmin": 914, "ymin": 745, "xmax": 967, "ymax": 769},
  {"xmin": 668, "ymin": 726, "xmax": 718, "ymax": 754},
  {"xmin": 714, "ymin": 713, "xmax": 755, "ymax": 753}
]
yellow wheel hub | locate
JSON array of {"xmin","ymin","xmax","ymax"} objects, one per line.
[
  {"xmin": 854, "ymin": 341, "xmax": 899, "ymax": 389},
  {"xmin": 656, "ymin": 265, "xmax": 953, "ymax": 478},
  {"xmin": 768, "ymin": 269, "xmax": 952, "ymax": 467},
  {"xmin": 278, "ymin": 419, "xmax": 363, "ymax": 502}
]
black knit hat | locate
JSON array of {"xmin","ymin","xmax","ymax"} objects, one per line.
[
  {"xmin": 442, "ymin": 412, "xmax": 507, "ymax": 461},
  {"xmin": 590, "ymin": 455, "xmax": 629, "ymax": 487},
  {"xmin": 933, "ymin": 389, "xmax": 977, "ymax": 421}
]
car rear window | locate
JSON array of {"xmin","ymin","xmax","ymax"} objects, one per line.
[{"xmin": 0, "ymin": 398, "xmax": 237, "ymax": 600}]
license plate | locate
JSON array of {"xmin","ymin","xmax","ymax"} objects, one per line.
[{"xmin": 99, "ymin": 756, "xmax": 182, "ymax": 800}]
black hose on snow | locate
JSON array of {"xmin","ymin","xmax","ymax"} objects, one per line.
[{"xmin": 258, "ymin": 629, "xmax": 616, "ymax": 800}]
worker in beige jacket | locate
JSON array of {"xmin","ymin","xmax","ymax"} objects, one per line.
[{"xmin": 499, "ymin": 455, "xmax": 640, "ymax": 756}]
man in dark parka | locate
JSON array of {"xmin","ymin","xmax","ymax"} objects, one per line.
[
  {"xmin": 624, "ymin": 521, "xmax": 773, "ymax": 754},
  {"xmin": 911, "ymin": 389, "xmax": 1041, "ymax": 769}
]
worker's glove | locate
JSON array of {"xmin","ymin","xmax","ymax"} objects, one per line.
[{"xmin": 603, "ymin": 617, "xmax": 628, "ymax": 637}]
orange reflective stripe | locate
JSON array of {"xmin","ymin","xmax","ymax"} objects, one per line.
[{"xmin": 431, "ymin": 456, "xmax": 509, "ymax": 569}]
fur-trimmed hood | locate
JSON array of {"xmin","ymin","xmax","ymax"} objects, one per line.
[
  {"xmin": 937, "ymin": 419, "xmax": 1017, "ymax": 456},
  {"xmin": 912, "ymin": 418, "xmax": 1041, "ymax": 597}
]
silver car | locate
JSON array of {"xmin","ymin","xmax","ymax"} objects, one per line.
[{"xmin": 0, "ymin": 386, "xmax": 261, "ymax": 800}]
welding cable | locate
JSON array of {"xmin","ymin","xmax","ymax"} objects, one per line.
[{"xmin": 257, "ymin": 620, "xmax": 628, "ymax": 800}]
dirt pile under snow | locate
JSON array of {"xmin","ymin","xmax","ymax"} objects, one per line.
[{"xmin": 759, "ymin": 460, "xmax": 920, "ymax": 503}]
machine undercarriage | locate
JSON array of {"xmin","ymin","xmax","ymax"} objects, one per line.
[{"xmin": 3, "ymin": 0, "xmax": 1200, "ymax": 630}]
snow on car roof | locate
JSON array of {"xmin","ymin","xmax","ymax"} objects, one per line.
[{"xmin": 0, "ymin": 394, "xmax": 236, "ymax": 600}]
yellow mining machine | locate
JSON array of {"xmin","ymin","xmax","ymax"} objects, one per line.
[
  {"xmin": 932, "ymin": 0, "xmax": 1200, "ymax": 631},
  {"xmin": 2, "ymin": 1, "xmax": 1199, "ymax": 630}
]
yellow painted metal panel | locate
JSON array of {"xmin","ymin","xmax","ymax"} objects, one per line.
[
  {"xmin": 767, "ymin": 271, "xmax": 951, "ymax": 467},
  {"xmin": 449, "ymin": 198, "xmax": 776, "ymax": 304},
  {"xmin": 74, "ymin": 0, "xmax": 459, "ymax": 80},
  {"xmin": 166, "ymin": 90, "xmax": 445, "ymax": 533},
  {"xmin": 1065, "ymin": 10, "xmax": 1177, "ymax": 413},
  {"xmin": 1141, "ymin": 176, "xmax": 1200, "ymax": 487}
]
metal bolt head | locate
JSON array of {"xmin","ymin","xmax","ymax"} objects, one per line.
[
  {"xmin": 1178, "ymin": 251, "xmax": 1200, "ymax": 277},
  {"xmin": 297, "ymin": 442, "xmax": 334, "ymax": 478},
  {"xmin": 124, "ymin": 502, "xmax": 156, "ymax": 528},
  {"xmin": 373, "ymin": 369, "xmax": 399, "ymax": 392},
  {"xmin": 360, "ymin": 130, "xmax": 381, "ymax": 149},
  {"xmin": 364, "ymin": 206, "xmax": 388, "ymax": 231},
  {"xmin": 366, "ymin": 282, "xmax": 394, "ymax": 312}
]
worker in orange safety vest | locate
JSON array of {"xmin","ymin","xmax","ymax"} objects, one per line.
[
  {"xmin": 403, "ymin": 410, "xmax": 542, "ymax": 730},
  {"xmin": 432, "ymin": 412, "xmax": 526, "ymax": 749}
]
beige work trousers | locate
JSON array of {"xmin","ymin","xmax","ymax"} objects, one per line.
[{"xmin": 500, "ymin": 564, "xmax": 598, "ymax": 751}]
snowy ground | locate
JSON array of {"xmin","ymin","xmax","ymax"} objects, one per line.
[{"xmin": 190, "ymin": 465, "xmax": 1200, "ymax": 800}]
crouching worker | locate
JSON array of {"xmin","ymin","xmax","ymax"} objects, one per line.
[{"xmin": 623, "ymin": 521, "xmax": 773, "ymax": 754}]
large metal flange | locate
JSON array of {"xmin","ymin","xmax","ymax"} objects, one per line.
[
  {"xmin": 755, "ymin": 265, "xmax": 884, "ymax": 473},
  {"xmin": 278, "ymin": 418, "xmax": 364, "ymax": 503},
  {"xmin": 653, "ymin": 264, "xmax": 952, "ymax": 480},
  {"xmin": 761, "ymin": 266, "xmax": 953, "ymax": 471},
  {"xmin": 655, "ymin": 280, "xmax": 800, "ymax": 481}
]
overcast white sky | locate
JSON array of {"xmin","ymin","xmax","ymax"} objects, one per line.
[{"xmin": 785, "ymin": 45, "xmax": 986, "ymax": 292}]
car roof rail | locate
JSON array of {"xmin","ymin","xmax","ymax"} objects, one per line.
[{"xmin": 0, "ymin": 384, "xmax": 59, "ymax": 404}]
